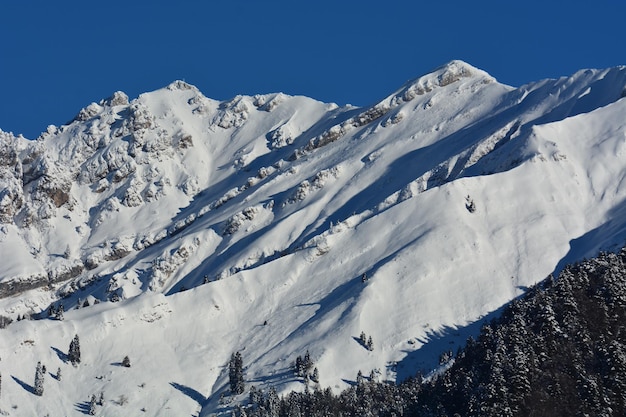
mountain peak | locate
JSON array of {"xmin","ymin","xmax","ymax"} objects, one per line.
[
  {"xmin": 2, "ymin": 62, "xmax": 626, "ymax": 416},
  {"xmin": 423, "ymin": 59, "xmax": 495, "ymax": 86},
  {"xmin": 103, "ymin": 91, "xmax": 129, "ymax": 107},
  {"xmin": 166, "ymin": 79, "xmax": 200, "ymax": 92},
  {"xmin": 383, "ymin": 60, "xmax": 497, "ymax": 106},
  {"xmin": 436, "ymin": 59, "xmax": 482, "ymax": 74}
]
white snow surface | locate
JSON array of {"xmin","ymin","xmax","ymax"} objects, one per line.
[{"xmin": 1, "ymin": 61, "xmax": 626, "ymax": 416}]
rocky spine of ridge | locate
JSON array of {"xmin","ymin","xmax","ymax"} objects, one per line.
[{"xmin": 1, "ymin": 61, "xmax": 626, "ymax": 307}]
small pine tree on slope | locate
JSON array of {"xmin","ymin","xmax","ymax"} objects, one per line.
[
  {"xmin": 229, "ymin": 351, "xmax": 244, "ymax": 395},
  {"xmin": 89, "ymin": 394, "xmax": 97, "ymax": 415},
  {"xmin": 34, "ymin": 361, "xmax": 44, "ymax": 396},
  {"xmin": 69, "ymin": 334, "xmax": 81, "ymax": 365}
]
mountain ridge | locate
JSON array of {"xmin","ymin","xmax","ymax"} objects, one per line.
[{"xmin": 1, "ymin": 61, "xmax": 626, "ymax": 416}]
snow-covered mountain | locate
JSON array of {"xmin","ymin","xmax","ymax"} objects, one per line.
[{"xmin": 1, "ymin": 60, "xmax": 626, "ymax": 416}]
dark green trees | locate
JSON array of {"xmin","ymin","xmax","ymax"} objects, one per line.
[
  {"xmin": 34, "ymin": 361, "xmax": 44, "ymax": 396},
  {"xmin": 69, "ymin": 334, "xmax": 81, "ymax": 365},
  {"xmin": 89, "ymin": 394, "xmax": 97, "ymax": 415},
  {"xmin": 229, "ymin": 351, "xmax": 244, "ymax": 395}
]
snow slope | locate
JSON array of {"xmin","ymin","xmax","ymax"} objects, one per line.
[{"xmin": 1, "ymin": 61, "xmax": 626, "ymax": 416}]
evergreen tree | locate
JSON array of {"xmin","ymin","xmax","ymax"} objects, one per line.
[
  {"xmin": 89, "ymin": 394, "xmax": 97, "ymax": 415},
  {"xmin": 56, "ymin": 304, "xmax": 64, "ymax": 321},
  {"xmin": 368, "ymin": 369, "xmax": 377, "ymax": 383},
  {"xmin": 69, "ymin": 334, "xmax": 81, "ymax": 365},
  {"xmin": 295, "ymin": 355, "xmax": 303, "ymax": 377},
  {"xmin": 304, "ymin": 350, "xmax": 312, "ymax": 373},
  {"xmin": 56, "ymin": 367, "xmax": 62, "ymax": 381},
  {"xmin": 229, "ymin": 351, "xmax": 244, "ymax": 395},
  {"xmin": 294, "ymin": 351, "xmax": 314, "ymax": 379},
  {"xmin": 34, "ymin": 361, "xmax": 44, "ymax": 396},
  {"xmin": 356, "ymin": 370, "xmax": 364, "ymax": 386},
  {"xmin": 311, "ymin": 367, "xmax": 319, "ymax": 383},
  {"xmin": 249, "ymin": 385, "xmax": 261, "ymax": 406},
  {"xmin": 286, "ymin": 394, "xmax": 302, "ymax": 417},
  {"xmin": 267, "ymin": 387, "xmax": 280, "ymax": 417},
  {"xmin": 122, "ymin": 355, "xmax": 131, "ymax": 367}
]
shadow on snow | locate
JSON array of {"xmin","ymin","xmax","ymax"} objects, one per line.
[
  {"xmin": 11, "ymin": 375, "xmax": 34, "ymax": 395},
  {"xmin": 171, "ymin": 382, "xmax": 206, "ymax": 405}
]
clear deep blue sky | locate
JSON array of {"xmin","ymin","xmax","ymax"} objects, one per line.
[{"xmin": 1, "ymin": 0, "xmax": 625, "ymax": 138}]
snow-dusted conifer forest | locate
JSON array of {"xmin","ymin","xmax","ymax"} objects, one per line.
[{"xmin": 1, "ymin": 60, "xmax": 626, "ymax": 415}]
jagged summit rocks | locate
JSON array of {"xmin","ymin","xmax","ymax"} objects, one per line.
[{"xmin": 1, "ymin": 61, "xmax": 626, "ymax": 415}]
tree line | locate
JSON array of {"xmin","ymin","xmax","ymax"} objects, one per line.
[{"xmin": 229, "ymin": 247, "xmax": 626, "ymax": 417}]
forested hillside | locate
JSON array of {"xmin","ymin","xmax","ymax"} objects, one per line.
[{"xmin": 247, "ymin": 247, "xmax": 626, "ymax": 417}]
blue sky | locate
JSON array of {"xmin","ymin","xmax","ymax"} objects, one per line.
[{"xmin": 1, "ymin": 0, "xmax": 625, "ymax": 139}]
